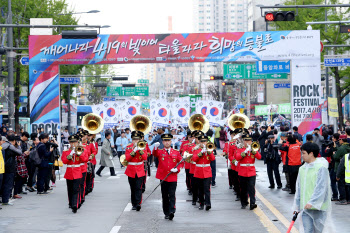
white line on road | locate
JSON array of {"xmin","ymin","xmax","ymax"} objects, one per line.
[
  {"xmin": 107, "ymin": 176, "xmax": 120, "ymax": 180},
  {"xmin": 124, "ymin": 203, "xmax": 132, "ymax": 212},
  {"xmin": 218, "ymin": 168, "xmax": 227, "ymax": 173},
  {"xmin": 109, "ymin": 226, "xmax": 121, "ymax": 233},
  {"xmin": 216, "ymin": 172, "xmax": 222, "ymax": 177}
]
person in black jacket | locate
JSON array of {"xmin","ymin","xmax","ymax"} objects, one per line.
[
  {"xmin": 36, "ymin": 133, "xmax": 53, "ymax": 194},
  {"xmin": 252, "ymin": 129, "xmax": 260, "ymax": 142},
  {"xmin": 263, "ymin": 135, "xmax": 282, "ymax": 189},
  {"xmin": 258, "ymin": 126, "xmax": 268, "ymax": 160},
  {"xmin": 1, "ymin": 134, "xmax": 22, "ymax": 205}
]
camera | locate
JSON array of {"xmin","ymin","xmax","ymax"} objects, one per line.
[{"xmin": 323, "ymin": 140, "xmax": 334, "ymax": 147}]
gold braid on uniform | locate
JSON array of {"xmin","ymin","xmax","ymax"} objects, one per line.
[
  {"xmin": 130, "ymin": 151, "xmax": 136, "ymax": 157},
  {"xmin": 139, "ymin": 150, "xmax": 144, "ymax": 155},
  {"xmin": 241, "ymin": 152, "xmax": 246, "ymax": 158},
  {"xmin": 198, "ymin": 152, "xmax": 203, "ymax": 157}
]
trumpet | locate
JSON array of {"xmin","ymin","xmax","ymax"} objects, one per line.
[
  {"xmin": 251, "ymin": 141, "xmax": 260, "ymax": 153},
  {"xmin": 137, "ymin": 140, "xmax": 147, "ymax": 150},
  {"xmin": 206, "ymin": 142, "xmax": 216, "ymax": 152},
  {"xmin": 75, "ymin": 145, "xmax": 84, "ymax": 156}
]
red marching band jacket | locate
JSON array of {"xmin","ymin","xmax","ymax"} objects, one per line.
[
  {"xmin": 228, "ymin": 141, "xmax": 238, "ymax": 171},
  {"xmin": 153, "ymin": 148, "xmax": 183, "ymax": 182},
  {"xmin": 89, "ymin": 141, "xmax": 98, "ymax": 165},
  {"xmin": 125, "ymin": 144, "xmax": 147, "ymax": 178},
  {"xmin": 80, "ymin": 142, "xmax": 91, "ymax": 173},
  {"xmin": 180, "ymin": 140, "xmax": 190, "ymax": 170},
  {"xmin": 189, "ymin": 144, "xmax": 200, "ymax": 174},
  {"xmin": 235, "ymin": 147, "xmax": 261, "ymax": 177},
  {"xmin": 223, "ymin": 141, "xmax": 229, "ymax": 167},
  {"xmin": 62, "ymin": 149, "xmax": 89, "ymax": 180},
  {"xmin": 192, "ymin": 148, "xmax": 215, "ymax": 179}
]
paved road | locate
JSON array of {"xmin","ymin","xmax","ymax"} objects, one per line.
[{"xmin": 1, "ymin": 150, "xmax": 348, "ymax": 233}]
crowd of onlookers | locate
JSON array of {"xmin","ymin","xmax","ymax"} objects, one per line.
[{"xmin": 0, "ymin": 124, "xmax": 59, "ymax": 209}]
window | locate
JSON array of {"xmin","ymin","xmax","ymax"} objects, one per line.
[
  {"xmin": 207, "ymin": 16, "xmax": 210, "ymax": 19},
  {"xmin": 207, "ymin": 22, "xmax": 211, "ymax": 25},
  {"xmin": 199, "ymin": 11, "xmax": 204, "ymax": 13},
  {"xmin": 206, "ymin": 29, "xmax": 211, "ymax": 31},
  {"xmin": 231, "ymin": 10, "xmax": 235, "ymax": 13},
  {"xmin": 199, "ymin": 29, "xmax": 204, "ymax": 31},
  {"xmin": 207, "ymin": 10, "xmax": 210, "ymax": 13},
  {"xmin": 231, "ymin": 22, "xmax": 235, "ymax": 25}
]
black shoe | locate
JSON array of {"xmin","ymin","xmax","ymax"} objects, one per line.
[
  {"xmin": 250, "ymin": 204, "xmax": 257, "ymax": 210},
  {"xmin": 72, "ymin": 207, "xmax": 77, "ymax": 213},
  {"xmin": 132, "ymin": 206, "xmax": 137, "ymax": 210},
  {"xmin": 26, "ymin": 187, "xmax": 35, "ymax": 192},
  {"xmin": 169, "ymin": 212, "xmax": 174, "ymax": 220},
  {"xmin": 277, "ymin": 186, "xmax": 282, "ymax": 189},
  {"xmin": 164, "ymin": 215, "xmax": 169, "ymax": 219},
  {"xmin": 96, "ymin": 173, "xmax": 102, "ymax": 177},
  {"xmin": 282, "ymin": 187, "xmax": 291, "ymax": 192},
  {"xmin": 21, "ymin": 191, "xmax": 28, "ymax": 195},
  {"xmin": 331, "ymin": 197, "xmax": 339, "ymax": 201},
  {"xmin": 289, "ymin": 192, "xmax": 295, "ymax": 195},
  {"xmin": 229, "ymin": 186, "xmax": 233, "ymax": 189},
  {"xmin": 192, "ymin": 201, "xmax": 196, "ymax": 206},
  {"xmin": 188, "ymin": 191, "xmax": 192, "ymax": 195},
  {"xmin": 212, "ymin": 183, "xmax": 216, "ymax": 187},
  {"xmin": 78, "ymin": 204, "xmax": 81, "ymax": 209},
  {"xmin": 81, "ymin": 200, "xmax": 85, "ymax": 205},
  {"xmin": 199, "ymin": 205, "xmax": 204, "ymax": 210},
  {"xmin": 241, "ymin": 205, "xmax": 247, "ymax": 209},
  {"xmin": 136, "ymin": 205, "xmax": 141, "ymax": 211},
  {"xmin": 268, "ymin": 186, "xmax": 275, "ymax": 189},
  {"xmin": 235, "ymin": 197, "xmax": 241, "ymax": 201},
  {"xmin": 205, "ymin": 205, "xmax": 211, "ymax": 211},
  {"xmin": 335, "ymin": 200, "xmax": 347, "ymax": 205},
  {"xmin": 110, "ymin": 174, "xmax": 117, "ymax": 176}
]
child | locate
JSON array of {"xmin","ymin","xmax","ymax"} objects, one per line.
[{"xmin": 293, "ymin": 142, "xmax": 333, "ymax": 233}]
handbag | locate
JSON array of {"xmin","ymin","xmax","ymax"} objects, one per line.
[{"xmin": 54, "ymin": 159, "xmax": 63, "ymax": 167}]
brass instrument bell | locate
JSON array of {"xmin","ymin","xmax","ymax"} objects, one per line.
[
  {"xmin": 183, "ymin": 151, "xmax": 193, "ymax": 163},
  {"xmin": 130, "ymin": 115, "xmax": 152, "ymax": 135},
  {"xmin": 137, "ymin": 140, "xmax": 147, "ymax": 150},
  {"xmin": 227, "ymin": 113, "xmax": 250, "ymax": 130},
  {"xmin": 119, "ymin": 154, "xmax": 128, "ymax": 166},
  {"xmin": 206, "ymin": 142, "xmax": 216, "ymax": 152},
  {"xmin": 251, "ymin": 141, "xmax": 260, "ymax": 153},
  {"xmin": 82, "ymin": 113, "xmax": 104, "ymax": 134},
  {"xmin": 188, "ymin": 114, "xmax": 210, "ymax": 133}
]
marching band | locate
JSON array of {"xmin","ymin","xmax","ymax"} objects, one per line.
[{"xmin": 61, "ymin": 112, "xmax": 261, "ymax": 217}]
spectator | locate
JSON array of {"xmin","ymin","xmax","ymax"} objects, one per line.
[
  {"xmin": 125, "ymin": 128, "xmax": 132, "ymax": 144},
  {"xmin": 292, "ymin": 126, "xmax": 303, "ymax": 143},
  {"xmin": 116, "ymin": 132, "xmax": 129, "ymax": 168},
  {"xmin": 26, "ymin": 134, "xmax": 40, "ymax": 192},
  {"xmin": 96, "ymin": 132, "xmax": 116, "ymax": 176},
  {"xmin": 36, "ymin": 133, "xmax": 53, "ymax": 195},
  {"xmin": 1, "ymin": 127, "xmax": 7, "ymax": 137},
  {"xmin": 1, "ymin": 134, "xmax": 23, "ymax": 205},
  {"xmin": 306, "ymin": 134, "xmax": 313, "ymax": 143},
  {"xmin": 13, "ymin": 139, "xmax": 28, "ymax": 199},
  {"xmin": 252, "ymin": 129, "xmax": 260, "ymax": 142},
  {"xmin": 325, "ymin": 133, "xmax": 340, "ymax": 201},
  {"xmin": 280, "ymin": 135, "xmax": 302, "ymax": 194},
  {"xmin": 219, "ymin": 126, "xmax": 227, "ymax": 149},
  {"xmin": 336, "ymin": 149, "xmax": 350, "ymax": 205},
  {"xmin": 333, "ymin": 134, "xmax": 350, "ymax": 205},
  {"xmin": 258, "ymin": 126, "xmax": 268, "ymax": 160},
  {"xmin": 346, "ymin": 128, "xmax": 350, "ymax": 144},
  {"xmin": 214, "ymin": 126, "xmax": 221, "ymax": 149},
  {"xmin": 263, "ymin": 135, "xmax": 282, "ymax": 189},
  {"xmin": 0, "ymin": 136, "xmax": 5, "ymax": 209},
  {"xmin": 312, "ymin": 128, "xmax": 324, "ymax": 151},
  {"xmin": 62, "ymin": 128, "xmax": 69, "ymax": 143}
]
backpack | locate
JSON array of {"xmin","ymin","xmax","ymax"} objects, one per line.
[{"xmin": 29, "ymin": 147, "xmax": 41, "ymax": 166}]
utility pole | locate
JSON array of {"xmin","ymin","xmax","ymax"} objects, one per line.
[
  {"xmin": 7, "ymin": 0, "xmax": 15, "ymax": 129},
  {"xmin": 67, "ymin": 85, "xmax": 71, "ymax": 134}
]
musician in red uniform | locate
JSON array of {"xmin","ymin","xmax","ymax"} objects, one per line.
[
  {"xmin": 86, "ymin": 133, "xmax": 97, "ymax": 194},
  {"xmin": 235, "ymin": 134, "xmax": 262, "ymax": 210},
  {"xmin": 189, "ymin": 130, "xmax": 203, "ymax": 205},
  {"xmin": 78, "ymin": 131, "xmax": 91, "ymax": 205},
  {"xmin": 125, "ymin": 131, "xmax": 148, "ymax": 211},
  {"xmin": 138, "ymin": 131, "xmax": 151, "ymax": 193},
  {"xmin": 192, "ymin": 135, "xmax": 215, "ymax": 211},
  {"xmin": 153, "ymin": 134, "xmax": 184, "ymax": 220},
  {"xmin": 228, "ymin": 129, "xmax": 241, "ymax": 201},
  {"xmin": 61, "ymin": 135, "xmax": 87, "ymax": 213},
  {"xmin": 180, "ymin": 130, "xmax": 194, "ymax": 195},
  {"xmin": 222, "ymin": 131, "xmax": 233, "ymax": 189}
]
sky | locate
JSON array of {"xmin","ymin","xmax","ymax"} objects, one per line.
[{"xmin": 66, "ymin": 0, "xmax": 194, "ymax": 82}]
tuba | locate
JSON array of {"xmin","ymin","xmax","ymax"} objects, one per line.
[
  {"xmin": 82, "ymin": 113, "xmax": 104, "ymax": 134},
  {"xmin": 119, "ymin": 154, "xmax": 128, "ymax": 167},
  {"xmin": 188, "ymin": 114, "xmax": 210, "ymax": 133},
  {"xmin": 130, "ymin": 115, "xmax": 152, "ymax": 135},
  {"xmin": 228, "ymin": 113, "xmax": 250, "ymax": 149}
]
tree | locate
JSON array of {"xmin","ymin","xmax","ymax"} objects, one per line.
[
  {"xmin": 273, "ymin": 0, "xmax": 350, "ymax": 130},
  {"xmin": 0, "ymin": 0, "xmax": 84, "ymax": 132}
]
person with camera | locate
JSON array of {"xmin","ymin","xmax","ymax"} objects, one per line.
[
  {"xmin": 36, "ymin": 134, "xmax": 54, "ymax": 195},
  {"xmin": 312, "ymin": 128, "xmax": 325, "ymax": 151},
  {"xmin": 325, "ymin": 133, "xmax": 340, "ymax": 201},
  {"xmin": 263, "ymin": 135, "xmax": 282, "ymax": 189},
  {"xmin": 13, "ymin": 135, "xmax": 29, "ymax": 199},
  {"xmin": 333, "ymin": 134, "xmax": 350, "ymax": 205}
]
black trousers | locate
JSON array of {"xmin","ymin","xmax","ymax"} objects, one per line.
[
  {"xmin": 228, "ymin": 169, "xmax": 234, "ymax": 187},
  {"xmin": 85, "ymin": 164, "xmax": 95, "ymax": 194},
  {"xmin": 96, "ymin": 166, "xmax": 116, "ymax": 176},
  {"xmin": 1, "ymin": 172, "xmax": 15, "ymax": 203},
  {"xmin": 161, "ymin": 181, "xmax": 177, "ymax": 215},
  {"xmin": 67, "ymin": 179, "xmax": 81, "ymax": 209},
  {"xmin": 198, "ymin": 177, "xmax": 211, "ymax": 206},
  {"xmin": 185, "ymin": 169, "xmax": 191, "ymax": 191},
  {"xmin": 147, "ymin": 154, "xmax": 153, "ymax": 165},
  {"xmin": 154, "ymin": 157, "xmax": 159, "ymax": 168},
  {"xmin": 288, "ymin": 165, "xmax": 300, "ymax": 194},
  {"xmin": 117, "ymin": 151, "xmax": 124, "ymax": 167},
  {"xmin": 27, "ymin": 163, "xmax": 37, "ymax": 187},
  {"xmin": 191, "ymin": 174, "xmax": 198, "ymax": 202},
  {"xmin": 44, "ymin": 164, "xmax": 53, "ymax": 191},
  {"xmin": 128, "ymin": 174, "xmax": 144, "ymax": 207},
  {"xmin": 37, "ymin": 167, "xmax": 49, "ymax": 193},
  {"xmin": 233, "ymin": 170, "xmax": 240, "ymax": 197},
  {"xmin": 13, "ymin": 175, "xmax": 26, "ymax": 195},
  {"xmin": 338, "ymin": 177, "xmax": 350, "ymax": 201},
  {"xmin": 239, "ymin": 176, "xmax": 256, "ymax": 206},
  {"xmin": 80, "ymin": 172, "xmax": 87, "ymax": 202},
  {"xmin": 266, "ymin": 160, "xmax": 282, "ymax": 187}
]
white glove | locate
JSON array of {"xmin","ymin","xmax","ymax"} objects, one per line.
[
  {"xmin": 70, "ymin": 150, "xmax": 75, "ymax": 156},
  {"xmin": 234, "ymin": 161, "xmax": 238, "ymax": 166},
  {"xmin": 201, "ymin": 148, "xmax": 207, "ymax": 153},
  {"xmin": 244, "ymin": 145, "xmax": 251, "ymax": 153},
  {"xmin": 154, "ymin": 142, "xmax": 160, "ymax": 149},
  {"xmin": 170, "ymin": 168, "xmax": 178, "ymax": 173},
  {"xmin": 133, "ymin": 146, "xmax": 139, "ymax": 152}
]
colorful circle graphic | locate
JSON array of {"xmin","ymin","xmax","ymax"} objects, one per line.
[
  {"xmin": 107, "ymin": 108, "xmax": 115, "ymax": 117},
  {"xmin": 128, "ymin": 106, "xmax": 137, "ymax": 115},
  {"xmin": 158, "ymin": 108, "xmax": 167, "ymax": 117},
  {"xmin": 201, "ymin": 107, "xmax": 207, "ymax": 115},
  {"xmin": 178, "ymin": 108, "xmax": 187, "ymax": 117},
  {"xmin": 99, "ymin": 111, "xmax": 104, "ymax": 118},
  {"xmin": 210, "ymin": 107, "xmax": 219, "ymax": 116}
]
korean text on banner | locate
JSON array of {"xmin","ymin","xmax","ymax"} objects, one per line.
[{"xmin": 328, "ymin": 97, "xmax": 339, "ymax": 117}]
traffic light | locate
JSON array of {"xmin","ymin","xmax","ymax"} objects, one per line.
[
  {"xmin": 209, "ymin": 75, "xmax": 223, "ymax": 80},
  {"xmin": 340, "ymin": 25, "xmax": 350, "ymax": 33},
  {"xmin": 265, "ymin": 11, "xmax": 295, "ymax": 22},
  {"xmin": 112, "ymin": 76, "xmax": 128, "ymax": 81},
  {"xmin": 222, "ymin": 82, "xmax": 234, "ymax": 86},
  {"xmin": 93, "ymin": 83, "xmax": 108, "ymax": 87},
  {"xmin": 122, "ymin": 84, "xmax": 136, "ymax": 87}
]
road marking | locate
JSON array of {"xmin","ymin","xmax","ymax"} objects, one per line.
[
  {"xmin": 256, "ymin": 190, "xmax": 299, "ymax": 233},
  {"xmin": 124, "ymin": 203, "xmax": 132, "ymax": 212},
  {"xmin": 218, "ymin": 168, "xmax": 227, "ymax": 173},
  {"xmin": 253, "ymin": 206, "xmax": 281, "ymax": 233},
  {"xmin": 107, "ymin": 176, "xmax": 120, "ymax": 180},
  {"xmin": 109, "ymin": 226, "xmax": 121, "ymax": 233},
  {"xmin": 216, "ymin": 173, "xmax": 222, "ymax": 177}
]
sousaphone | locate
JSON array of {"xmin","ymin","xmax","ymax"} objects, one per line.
[
  {"xmin": 188, "ymin": 114, "xmax": 209, "ymax": 133},
  {"xmin": 82, "ymin": 113, "xmax": 104, "ymax": 134}
]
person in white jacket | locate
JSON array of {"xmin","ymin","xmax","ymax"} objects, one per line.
[{"xmin": 293, "ymin": 142, "xmax": 334, "ymax": 233}]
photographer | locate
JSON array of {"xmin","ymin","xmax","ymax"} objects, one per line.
[
  {"xmin": 312, "ymin": 128, "xmax": 325, "ymax": 151},
  {"xmin": 263, "ymin": 135, "xmax": 282, "ymax": 189},
  {"xmin": 45, "ymin": 135, "xmax": 59, "ymax": 190},
  {"xmin": 36, "ymin": 133, "xmax": 54, "ymax": 194}
]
